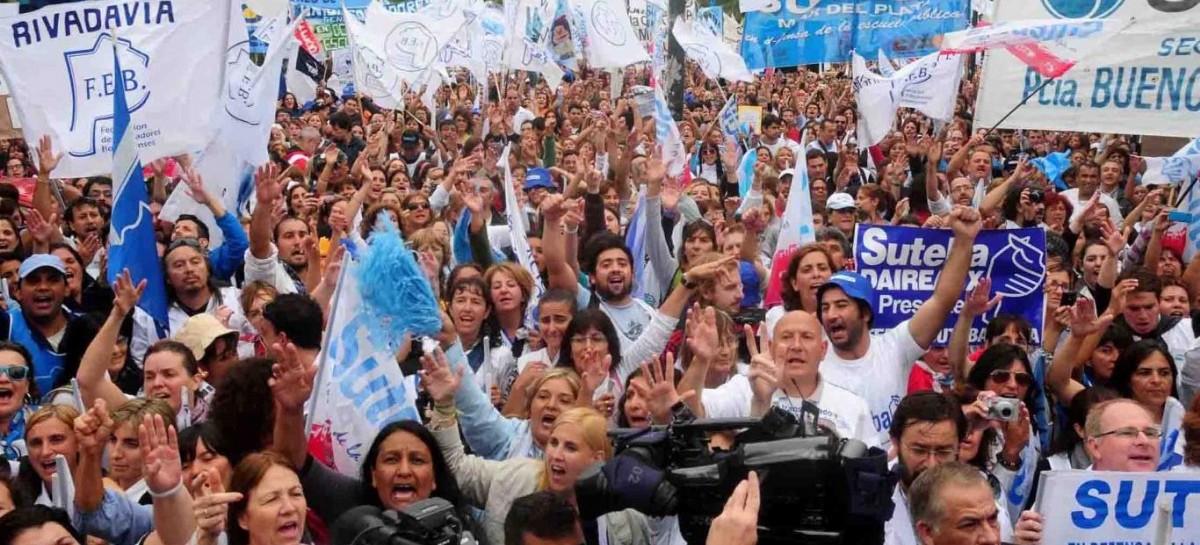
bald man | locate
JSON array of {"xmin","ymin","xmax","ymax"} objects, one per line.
[
  {"xmin": 698, "ymin": 311, "xmax": 878, "ymax": 447},
  {"xmin": 1085, "ymin": 399, "xmax": 1162, "ymax": 472}
]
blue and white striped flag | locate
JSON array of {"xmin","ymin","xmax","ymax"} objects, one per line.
[
  {"xmin": 737, "ymin": 148, "xmax": 758, "ymax": 198},
  {"xmin": 718, "ymin": 97, "xmax": 740, "ymax": 140},
  {"xmin": 108, "ymin": 44, "xmax": 169, "ymax": 330},
  {"xmin": 625, "ymin": 187, "xmax": 648, "ymax": 302},
  {"xmin": 651, "ymin": 86, "xmax": 687, "ymax": 176},
  {"xmin": 1174, "ymin": 136, "xmax": 1200, "ymax": 260}
]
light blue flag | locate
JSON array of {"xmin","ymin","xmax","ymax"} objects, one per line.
[
  {"xmin": 108, "ymin": 44, "xmax": 168, "ymax": 331},
  {"xmin": 737, "ymin": 148, "xmax": 758, "ymax": 198},
  {"xmin": 1030, "ymin": 151, "xmax": 1071, "ymax": 190},
  {"xmin": 625, "ymin": 187, "xmax": 647, "ymax": 301}
]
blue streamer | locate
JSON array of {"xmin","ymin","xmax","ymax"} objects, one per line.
[{"xmin": 355, "ymin": 212, "xmax": 443, "ymax": 341}]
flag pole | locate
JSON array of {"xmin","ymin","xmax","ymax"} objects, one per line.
[
  {"xmin": 1173, "ymin": 176, "xmax": 1198, "ymax": 208},
  {"xmin": 980, "ymin": 77, "xmax": 1055, "ymax": 139},
  {"xmin": 304, "ymin": 248, "xmax": 351, "ymax": 433}
]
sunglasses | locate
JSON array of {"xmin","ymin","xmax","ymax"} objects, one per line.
[
  {"xmin": 988, "ymin": 369, "xmax": 1032, "ymax": 387},
  {"xmin": 404, "ymin": 202, "xmax": 431, "ymax": 211},
  {"xmin": 0, "ymin": 365, "xmax": 29, "ymax": 381}
]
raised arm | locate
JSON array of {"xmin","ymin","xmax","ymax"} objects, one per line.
[
  {"xmin": 269, "ymin": 341, "xmax": 318, "ymax": 469},
  {"xmin": 1047, "ymin": 298, "xmax": 1112, "ymax": 405},
  {"xmin": 249, "ymin": 163, "xmax": 283, "ymax": 260},
  {"xmin": 909, "ymin": 206, "xmax": 981, "ymax": 349},
  {"xmin": 139, "ymin": 414, "xmax": 198, "ymax": 545},
  {"xmin": 950, "ymin": 279, "xmax": 1002, "ymax": 382},
  {"xmin": 541, "ymin": 194, "xmax": 579, "ymax": 293},
  {"xmin": 76, "ymin": 270, "xmax": 140, "ymax": 410},
  {"xmin": 33, "ymin": 135, "xmax": 64, "ymax": 220},
  {"xmin": 73, "ymin": 399, "xmax": 113, "ymax": 513}
]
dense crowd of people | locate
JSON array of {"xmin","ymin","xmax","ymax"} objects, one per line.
[{"xmin": 0, "ymin": 7, "xmax": 1197, "ymax": 545}]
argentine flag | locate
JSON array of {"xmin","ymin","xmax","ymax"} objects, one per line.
[{"xmin": 108, "ymin": 44, "xmax": 169, "ymax": 330}]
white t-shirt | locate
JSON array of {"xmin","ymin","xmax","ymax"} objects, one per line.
[
  {"xmin": 820, "ymin": 320, "xmax": 925, "ymax": 452},
  {"xmin": 596, "ymin": 297, "xmax": 655, "ymax": 348},
  {"xmin": 511, "ymin": 107, "xmax": 535, "ymax": 134},
  {"xmin": 702, "ymin": 374, "xmax": 879, "ymax": 448},
  {"xmin": 1059, "ymin": 188, "xmax": 1124, "ymax": 224}
]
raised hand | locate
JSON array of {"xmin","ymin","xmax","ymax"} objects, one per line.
[
  {"xmin": 74, "ymin": 398, "xmax": 113, "ymax": 457},
  {"xmin": 191, "ymin": 469, "xmax": 241, "ymax": 540},
  {"xmin": 269, "ymin": 341, "xmax": 317, "ymax": 413},
  {"xmin": 1067, "ymin": 297, "xmax": 1114, "ymax": 338},
  {"xmin": 637, "ymin": 353, "xmax": 694, "ymax": 424},
  {"xmin": 181, "ymin": 168, "xmax": 212, "ymax": 206},
  {"xmin": 948, "ymin": 205, "xmax": 983, "ymax": 240},
  {"xmin": 684, "ymin": 304, "xmax": 720, "ymax": 364},
  {"xmin": 511, "ymin": 362, "xmax": 548, "ymax": 400},
  {"xmin": 419, "ymin": 347, "xmax": 462, "ymax": 406},
  {"xmin": 539, "ymin": 193, "xmax": 567, "ymax": 224},
  {"xmin": 685, "ymin": 255, "xmax": 737, "ymax": 285},
  {"xmin": 139, "ymin": 414, "xmax": 183, "ymax": 495},
  {"xmin": 705, "ymin": 471, "xmax": 761, "ymax": 545},
  {"xmin": 76, "ymin": 233, "xmax": 101, "ymax": 266},
  {"xmin": 964, "ymin": 278, "xmax": 1002, "ymax": 317},
  {"xmin": 36, "ymin": 135, "xmax": 64, "ymax": 177},
  {"xmin": 112, "ymin": 269, "xmax": 147, "ymax": 317},
  {"xmin": 1104, "ymin": 278, "xmax": 1138, "ymax": 319},
  {"xmin": 745, "ymin": 323, "xmax": 779, "ymax": 404},
  {"xmin": 254, "ymin": 163, "xmax": 283, "ymax": 205},
  {"xmin": 24, "ymin": 208, "xmax": 59, "ymax": 246},
  {"xmin": 1100, "ymin": 219, "xmax": 1125, "ymax": 256},
  {"xmin": 462, "ymin": 188, "xmax": 486, "ymax": 215}
]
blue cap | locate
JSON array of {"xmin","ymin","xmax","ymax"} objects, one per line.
[
  {"xmin": 523, "ymin": 168, "xmax": 556, "ymax": 191},
  {"xmin": 342, "ymin": 83, "xmax": 356, "ymax": 99},
  {"xmin": 18, "ymin": 254, "xmax": 67, "ymax": 280},
  {"xmin": 816, "ymin": 271, "xmax": 875, "ymax": 308}
]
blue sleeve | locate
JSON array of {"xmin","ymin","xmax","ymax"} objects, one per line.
[
  {"xmin": 443, "ymin": 343, "xmax": 518, "ymax": 460},
  {"xmin": 209, "ymin": 210, "xmax": 250, "ymax": 280},
  {"xmin": 73, "ymin": 489, "xmax": 154, "ymax": 545}
]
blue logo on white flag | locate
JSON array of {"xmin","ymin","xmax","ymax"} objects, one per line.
[
  {"xmin": 108, "ymin": 43, "xmax": 169, "ymax": 329},
  {"xmin": 65, "ymin": 34, "xmax": 150, "ymax": 158},
  {"xmin": 1039, "ymin": 0, "xmax": 1124, "ymax": 19}
]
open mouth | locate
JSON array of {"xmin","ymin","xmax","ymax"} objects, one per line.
[
  {"xmin": 0, "ymin": 387, "xmax": 14, "ymax": 402},
  {"xmin": 540, "ymin": 412, "xmax": 558, "ymax": 431},
  {"xmin": 606, "ymin": 274, "xmax": 624, "ymax": 291},
  {"xmin": 277, "ymin": 521, "xmax": 301, "ymax": 539},
  {"xmin": 390, "ymin": 483, "xmax": 418, "ymax": 505},
  {"xmin": 627, "ymin": 414, "xmax": 650, "ymax": 428},
  {"xmin": 548, "ymin": 464, "xmax": 566, "ymax": 481}
]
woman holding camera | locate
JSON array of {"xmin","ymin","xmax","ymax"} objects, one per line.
[{"xmin": 421, "ymin": 347, "xmax": 651, "ymax": 545}]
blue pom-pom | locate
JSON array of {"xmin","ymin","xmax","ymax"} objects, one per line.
[{"xmin": 354, "ymin": 213, "xmax": 443, "ymax": 345}]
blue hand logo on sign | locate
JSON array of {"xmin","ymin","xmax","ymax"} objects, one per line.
[
  {"xmin": 1039, "ymin": 0, "xmax": 1124, "ymax": 18},
  {"xmin": 65, "ymin": 34, "xmax": 150, "ymax": 158}
]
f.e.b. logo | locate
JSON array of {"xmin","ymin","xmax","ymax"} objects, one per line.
[
  {"xmin": 65, "ymin": 33, "xmax": 150, "ymax": 158},
  {"xmin": 1040, "ymin": 0, "xmax": 1124, "ymax": 18}
]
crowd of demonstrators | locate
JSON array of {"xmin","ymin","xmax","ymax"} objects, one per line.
[{"xmin": 0, "ymin": 19, "xmax": 1199, "ymax": 545}]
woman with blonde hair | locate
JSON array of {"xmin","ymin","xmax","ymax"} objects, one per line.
[{"xmin": 421, "ymin": 349, "xmax": 650, "ymax": 545}]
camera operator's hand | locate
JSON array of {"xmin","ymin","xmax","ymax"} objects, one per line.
[{"xmin": 706, "ymin": 471, "xmax": 761, "ymax": 545}]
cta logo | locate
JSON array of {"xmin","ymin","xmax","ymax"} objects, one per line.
[{"xmin": 1039, "ymin": 0, "xmax": 1124, "ymax": 18}]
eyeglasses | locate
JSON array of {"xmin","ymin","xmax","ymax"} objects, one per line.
[
  {"xmin": 1092, "ymin": 426, "xmax": 1163, "ymax": 440},
  {"xmin": 989, "ymin": 369, "xmax": 1032, "ymax": 387},
  {"xmin": 0, "ymin": 365, "xmax": 29, "ymax": 381},
  {"xmin": 903, "ymin": 443, "xmax": 958, "ymax": 460},
  {"xmin": 403, "ymin": 202, "xmax": 431, "ymax": 211}
]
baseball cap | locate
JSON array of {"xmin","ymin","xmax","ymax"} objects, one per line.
[
  {"xmin": 780, "ymin": 168, "xmax": 795, "ymax": 179},
  {"xmin": 18, "ymin": 254, "xmax": 67, "ymax": 280},
  {"xmin": 827, "ymin": 192, "xmax": 856, "ymax": 211},
  {"xmin": 173, "ymin": 314, "xmax": 237, "ymax": 360},
  {"xmin": 401, "ymin": 130, "xmax": 421, "ymax": 149},
  {"xmin": 816, "ymin": 271, "xmax": 875, "ymax": 308},
  {"xmin": 341, "ymin": 83, "xmax": 356, "ymax": 99},
  {"xmin": 523, "ymin": 168, "xmax": 556, "ymax": 191}
]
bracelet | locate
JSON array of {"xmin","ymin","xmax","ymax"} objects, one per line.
[
  {"xmin": 149, "ymin": 480, "xmax": 184, "ymax": 499},
  {"xmin": 564, "ymin": 224, "xmax": 579, "ymax": 234},
  {"xmin": 433, "ymin": 403, "xmax": 457, "ymax": 416}
]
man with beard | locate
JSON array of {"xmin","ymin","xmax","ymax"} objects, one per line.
[
  {"xmin": 169, "ymin": 171, "xmax": 249, "ymax": 282},
  {"xmin": 0, "ymin": 255, "xmax": 94, "ymax": 395},
  {"xmin": 246, "ymin": 164, "xmax": 312, "ymax": 295},
  {"xmin": 817, "ymin": 206, "xmax": 981, "ymax": 450},
  {"xmin": 162, "ymin": 239, "xmax": 245, "ymax": 335},
  {"xmin": 885, "ymin": 392, "xmax": 1037, "ymax": 545},
  {"xmin": 63, "ymin": 197, "xmax": 106, "ymax": 279}
]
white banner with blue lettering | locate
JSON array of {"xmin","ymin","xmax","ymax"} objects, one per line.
[
  {"xmin": 854, "ymin": 225, "xmax": 1047, "ymax": 345},
  {"xmin": 976, "ymin": 0, "xmax": 1200, "ymax": 137},
  {"xmin": 1036, "ymin": 470, "xmax": 1200, "ymax": 544},
  {"xmin": 740, "ymin": 0, "xmax": 968, "ymax": 68},
  {"xmin": 0, "ymin": 0, "xmax": 230, "ymax": 178}
]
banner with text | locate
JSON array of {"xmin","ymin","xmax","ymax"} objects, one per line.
[
  {"xmin": 853, "ymin": 225, "xmax": 1047, "ymax": 346},
  {"xmin": 1036, "ymin": 470, "xmax": 1200, "ymax": 544},
  {"xmin": 975, "ymin": 0, "xmax": 1200, "ymax": 138},
  {"xmin": 291, "ymin": 0, "xmax": 433, "ymax": 51},
  {"xmin": 740, "ymin": 0, "xmax": 968, "ymax": 68}
]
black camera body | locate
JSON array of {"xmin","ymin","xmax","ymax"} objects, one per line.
[
  {"xmin": 576, "ymin": 405, "xmax": 897, "ymax": 545},
  {"xmin": 331, "ymin": 498, "xmax": 476, "ymax": 545}
]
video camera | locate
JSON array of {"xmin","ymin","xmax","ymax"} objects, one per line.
[
  {"xmin": 575, "ymin": 404, "xmax": 896, "ymax": 545},
  {"xmin": 331, "ymin": 498, "xmax": 476, "ymax": 545}
]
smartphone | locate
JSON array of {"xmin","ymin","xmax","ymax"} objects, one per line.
[
  {"xmin": 1168, "ymin": 211, "xmax": 1192, "ymax": 223},
  {"xmin": 1060, "ymin": 291, "xmax": 1079, "ymax": 307}
]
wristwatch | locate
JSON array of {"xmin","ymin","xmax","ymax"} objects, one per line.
[{"xmin": 681, "ymin": 272, "xmax": 697, "ymax": 290}]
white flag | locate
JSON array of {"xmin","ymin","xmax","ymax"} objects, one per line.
[
  {"xmin": 572, "ymin": 0, "xmax": 649, "ymax": 68},
  {"xmin": 0, "ymin": 0, "xmax": 231, "ymax": 178},
  {"xmin": 343, "ymin": 7, "xmax": 404, "ymax": 110},
  {"xmin": 440, "ymin": 2, "xmax": 487, "ymax": 84},
  {"xmin": 499, "ymin": 145, "xmax": 545, "ymax": 323},
  {"xmin": 671, "ymin": 17, "xmax": 753, "ymax": 82},
  {"xmin": 1143, "ymin": 155, "xmax": 1200, "ymax": 187},
  {"xmin": 738, "ymin": 0, "xmax": 775, "ymax": 13},
  {"xmin": 308, "ymin": 251, "xmax": 423, "ymax": 476},
  {"xmin": 502, "ymin": 0, "xmax": 565, "ymax": 86},
  {"xmin": 852, "ymin": 51, "xmax": 962, "ymax": 147},
  {"xmin": 364, "ymin": 0, "xmax": 469, "ymax": 86},
  {"xmin": 941, "ymin": 19, "xmax": 1117, "ymax": 78},
  {"xmin": 161, "ymin": 6, "xmax": 296, "ymax": 245},
  {"xmin": 876, "ymin": 49, "xmax": 895, "ymax": 76}
]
